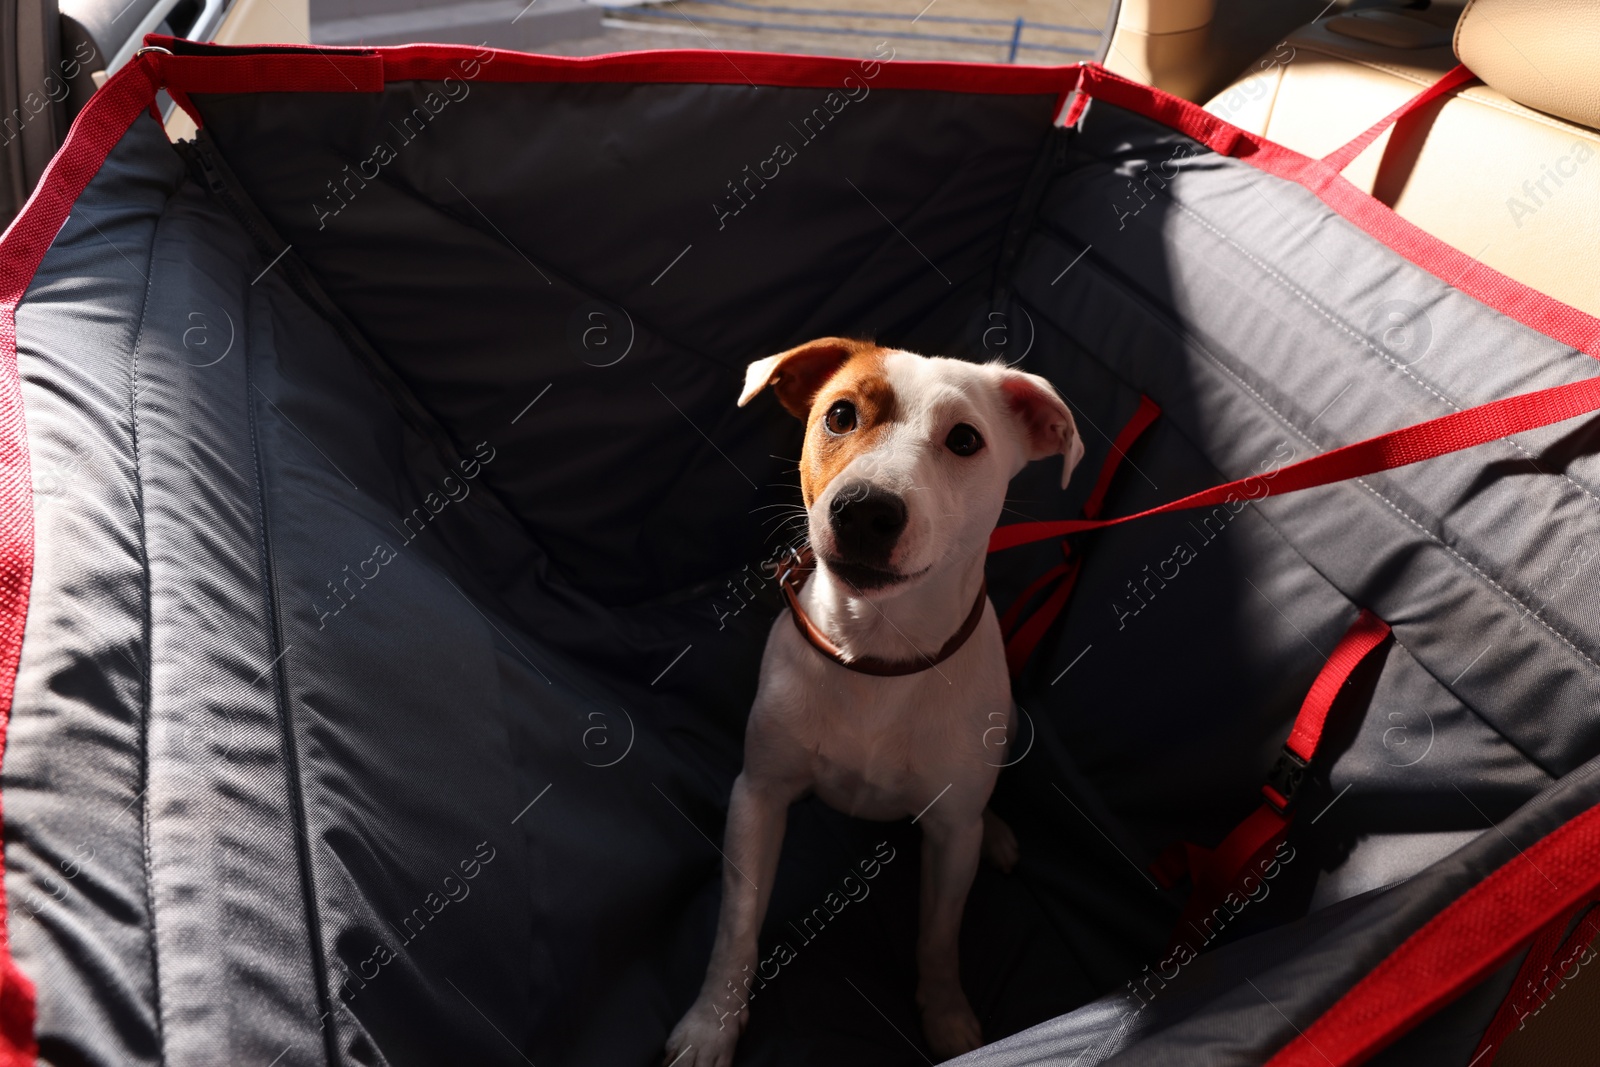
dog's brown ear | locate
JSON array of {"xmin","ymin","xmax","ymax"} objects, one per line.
[
  {"xmin": 997, "ymin": 369, "xmax": 1085, "ymax": 488},
  {"xmin": 739, "ymin": 338, "xmax": 863, "ymax": 418}
]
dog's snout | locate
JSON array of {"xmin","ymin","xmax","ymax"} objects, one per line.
[{"xmin": 829, "ymin": 482, "xmax": 907, "ymax": 564}]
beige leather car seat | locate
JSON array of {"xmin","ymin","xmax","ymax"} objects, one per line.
[{"xmin": 1203, "ymin": 0, "xmax": 1600, "ymax": 320}]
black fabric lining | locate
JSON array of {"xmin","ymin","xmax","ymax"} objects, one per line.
[
  {"xmin": 1011, "ymin": 255, "xmax": 1587, "ymax": 777},
  {"xmin": 1010, "ymin": 258, "xmax": 1578, "ymax": 779},
  {"xmin": 177, "ymin": 132, "xmax": 563, "ymax": 606},
  {"xmin": 1241, "ymin": 494, "xmax": 1554, "ymax": 782},
  {"xmin": 796, "ymin": 148, "xmax": 999, "ymax": 323},
  {"xmin": 1017, "ymin": 220, "xmax": 1600, "ymax": 688},
  {"xmin": 992, "ymin": 300, "xmax": 1553, "ymax": 850},
  {"xmin": 180, "ymin": 134, "xmax": 478, "ymax": 495},
  {"xmin": 1158, "ymin": 172, "xmax": 1600, "ymax": 515},
  {"xmin": 177, "ymin": 131, "xmax": 750, "ymax": 614},
  {"xmin": 391, "ymin": 173, "xmax": 728, "ymax": 373},
  {"xmin": 1066, "ymin": 137, "xmax": 1600, "ymax": 519},
  {"xmin": 987, "ymin": 126, "xmax": 1075, "ymax": 308},
  {"xmin": 244, "ymin": 283, "xmax": 341, "ymax": 1067},
  {"xmin": 121, "ymin": 185, "xmax": 169, "ymax": 1067}
]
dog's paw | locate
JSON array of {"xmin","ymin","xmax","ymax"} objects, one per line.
[
  {"xmin": 981, "ymin": 808, "xmax": 1019, "ymax": 874},
  {"xmin": 664, "ymin": 1000, "xmax": 744, "ymax": 1067},
  {"xmin": 919, "ymin": 991, "xmax": 984, "ymax": 1061}
]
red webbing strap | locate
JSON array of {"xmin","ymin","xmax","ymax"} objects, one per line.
[
  {"xmin": 997, "ymin": 394, "xmax": 1159, "ymax": 637},
  {"xmin": 1164, "ymin": 803, "xmax": 1291, "ymax": 945},
  {"xmin": 1002, "ymin": 555, "xmax": 1082, "ymax": 678},
  {"xmin": 1470, "ymin": 899, "xmax": 1600, "ymax": 1065},
  {"xmin": 989, "ymin": 373, "xmax": 1600, "ymax": 554},
  {"xmin": 1162, "ymin": 612, "xmax": 1391, "ymax": 954},
  {"xmin": 153, "ymin": 51, "xmax": 386, "ymax": 94},
  {"xmin": 997, "ymin": 396, "xmax": 1160, "ymax": 676},
  {"xmin": 997, "ymin": 555, "xmax": 1070, "ymax": 638},
  {"xmin": 1322, "ymin": 63, "xmax": 1477, "ymax": 174},
  {"xmin": 1082, "ymin": 396, "xmax": 1162, "ymax": 519},
  {"xmin": 1265, "ymin": 800, "xmax": 1600, "ymax": 1067},
  {"xmin": 1284, "ymin": 611, "xmax": 1392, "ymax": 762}
]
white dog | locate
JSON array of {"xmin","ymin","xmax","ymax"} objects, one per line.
[{"xmin": 665, "ymin": 337, "xmax": 1083, "ymax": 1065}]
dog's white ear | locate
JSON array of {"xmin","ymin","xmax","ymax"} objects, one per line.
[
  {"xmin": 996, "ymin": 369, "xmax": 1085, "ymax": 488},
  {"xmin": 739, "ymin": 337, "xmax": 864, "ymax": 418}
]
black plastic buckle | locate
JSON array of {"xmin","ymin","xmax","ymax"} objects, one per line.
[{"xmin": 1262, "ymin": 748, "xmax": 1310, "ymax": 814}]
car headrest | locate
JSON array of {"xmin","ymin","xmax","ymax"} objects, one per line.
[{"xmin": 1454, "ymin": 0, "xmax": 1600, "ymax": 130}]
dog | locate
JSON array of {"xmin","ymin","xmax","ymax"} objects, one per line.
[{"xmin": 665, "ymin": 337, "xmax": 1083, "ymax": 1065}]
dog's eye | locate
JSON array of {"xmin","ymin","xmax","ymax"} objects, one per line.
[
  {"xmin": 824, "ymin": 400, "xmax": 857, "ymax": 435},
  {"xmin": 946, "ymin": 423, "xmax": 984, "ymax": 457}
]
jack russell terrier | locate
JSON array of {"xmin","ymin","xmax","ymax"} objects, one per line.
[{"xmin": 665, "ymin": 337, "xmax": 1083, "ymax": 1065}]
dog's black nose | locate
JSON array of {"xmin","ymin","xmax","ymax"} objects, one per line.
[{"xmin": 828, "ymin": 482, "xmax": 907, "ymax": 565}]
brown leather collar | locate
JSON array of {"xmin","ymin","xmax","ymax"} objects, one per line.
[{"xmin": 766, "ymin": 546, "xmax": 988, "ymax": 677}]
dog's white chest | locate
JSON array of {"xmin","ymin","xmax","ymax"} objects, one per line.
[
  {"xmin": 749, "ymin": 618, "xmax": 1012, "ymax": 823},
  {"xmin": 807, "ymin": 686, "xmax": 946, "ymax": 819}
]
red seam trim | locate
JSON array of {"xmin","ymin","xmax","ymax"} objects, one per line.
[
  {"xmin": 1471, "ymin": 898, "xmax": 1598, "ymax": 1065},
  {"xmin": 0, "ymin": 44, "xmax": 163, "ymax": 1067},
  {"xmin": 158, "ymin": 52, "xmax": 385, "ymax": 93},
  {"xmin": 1264, "ymin": 800, "xmax": 1600, "ymax": 1066},
  {"xmin": 142, "ymin": 35, "xmax": 1087, "ymax": 96}
]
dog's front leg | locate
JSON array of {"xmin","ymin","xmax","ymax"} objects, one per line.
[
  {"xmin": 665, "ymin": 771, "xmax": 795, "ymax": 1067},
  {"xmin": 916, "ymin": 811, "xmax": 985, "ymax": 1059}
]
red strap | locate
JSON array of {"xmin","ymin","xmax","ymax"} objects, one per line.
[
  {"xmin": 990, "ymin": 373, "xmax": 1600, "ymax": 553},
  {"xmin": 1471, "ymin": 899, "xmax": 1600, "ymax": 1065},
  {"xmin": 1163, "ymin": 611, "xmax": 1391, "ymax": 953},
  {"xmin": 1285, "ymin": 611, "xmax": 1391, "ymax": 762},
  {"xmin": 1082, "ymin": 395, "xmax": 1162, "ymax": 520},
  {"xmin": 1265, "ymin": 799, "xmax": 1600, "ymax": 1066},
  {"xmin": 1322, "ymin": 63, "xmax": 1477, "ymax": 174},
  {"xmin": 1003, "ymin": 556, "xmax": 1083, "ymax": 677},
  {"xmin": 998, "ymin": 555, "xmax": 1070, "ymax": 637},
  {"xmin": 997, "ymin": 396, "xmax": 1160, "ymax": 676},
  {"xmin": 1168, "ymin": 803, "xmax": 1292, "ymax": 952},
  {"xmin": 153, "ymin": 51, "xmax": 386, "ymax": 94}
]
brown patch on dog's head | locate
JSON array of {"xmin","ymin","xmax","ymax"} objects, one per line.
[
  {"xmin": 739, "ymin": 337, "xmax": 899, "ymax": 506},
  {"xmin": 739, "ymin": 337, "xmax": 874, "ymax": 418},
  {"xmin": 801, "ymin": 348, "xmax": 900, "ymax": 506}
]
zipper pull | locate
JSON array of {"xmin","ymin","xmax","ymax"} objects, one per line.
[{"xmin": 191, "ymin": 139, "xmax": 227, "ymax": 196}]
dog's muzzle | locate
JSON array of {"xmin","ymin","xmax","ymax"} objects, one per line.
[{"xmin": 827, "ymin": 481, "xmax": 907, "ymax": 574}]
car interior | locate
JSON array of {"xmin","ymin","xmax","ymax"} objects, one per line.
[
  {"xmin": 1097, "ymin": 0, "xmax": 1599, "ymax": 322},
  {"xmin": 1, "ymin": 0, "xmax": 1595, "ymax": 1062}
]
